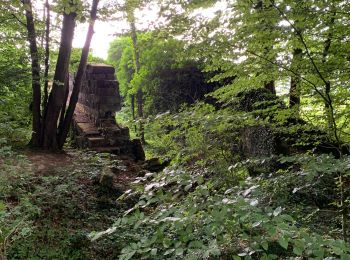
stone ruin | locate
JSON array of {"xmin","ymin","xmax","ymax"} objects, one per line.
[{"xmin": 70, "ymin": 64, "xmax": 145, "ymax": 161}]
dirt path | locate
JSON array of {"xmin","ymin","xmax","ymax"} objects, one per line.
[
  {"xmin": 5, "ymin": 149, "xmax": 142, "ymax": 259},
  {"xmin": 24, "ymin": 150, "xmax": 73, "ymax": 175}
]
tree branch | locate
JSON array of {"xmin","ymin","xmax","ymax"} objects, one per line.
[
  {"xmin": 245, "ymin": 49, "xmax": 328, "ymax": 102},
  {"xmin": 12, "ymin": 14, "xmax": 26, "ymax": 27},
  {"xmin": 270, "ymin": 2, "xmax": 329, "ymax": 87}
]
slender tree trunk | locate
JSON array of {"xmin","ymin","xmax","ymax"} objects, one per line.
[
  {"xmin": 136, "ymin": 88, "xmax": 144, "ymax": 142},
  {"xmin": 43, "ymin": 0, "xmax": 50, "ymax": 111},
  {"xmin": 130, "ymin": 21, "xmax": 140, "ymax": 73},
  {"xmin": 42, "ymin": 12, "xmax": 76, "ymax": 150},
  {"xmin": 322, "ymin": 10, "xmax": 335, "ymax": 131},
  {"xmin": 58, "ymin": 74, "xmax": 70, "ymax": 132},
  {"xmin": 264, "ymin": 81, "xmax": 276, "ymax": 95},
  {"xmin": 289, "ymin": 48, "xmax": 302, "ymax": 112},
  {"xmin": 129, "ymin": 17, "xmax": 145, "ymax": 143},
  {"xmin": 131, "ymin": 94, "xmax": 136, "ymax": 132},
  {"xmin": 256, "ymin": 0, "xmax": 276, "ymax": 94},
  {"xmin": 40, "ymin": 1, "xmax": 46, "ymax": 48},
  {"xmin": 58, "ymin": 0, "xmax": 100, "ymax": 149},
  {"xmin": 320, "ymin": 8, "xmax": 347, "ymax": 241},
  {"xmin": 22, "ymin": 0, "xmax": 41, "ymax": 147}
]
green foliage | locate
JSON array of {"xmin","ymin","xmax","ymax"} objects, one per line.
[
  {"xmin": 92, "ymin": 162, "xmax": 350, "ymax": 259},
  {"xmin": 69, "ymin": 48, "xmax": 106, "ymax": 71},
  {"xmin": 1, "ymin": 150, "xmax": 133, "ymax": 259},
  {"xmin": 2, "ymin": 0, "xmax": 350, "ymax": 259},
  {"xmin": 108, "ymin": 34, "xmax": 213, "ymax": 116},
  {"xmin": 0, "ymin": 4, "xmax": 32, "ymax": 146},
  {"xmin": 93, "ymin": 86, "xmax": 350, "ymax": 258},
  {"xmin": 145, "ymin": 103, "xmax": 238, "ymax": 170},
  {"xmin": 160, "ymin": 0, "xmax": 350, "ymax": 141},
  {"xmin": 0, "ymin": 151, "xmax": 38, "ymax": 259},
  {"xmin": 0, "ymin": 91, "xmax": 32, "ymax": 147}
]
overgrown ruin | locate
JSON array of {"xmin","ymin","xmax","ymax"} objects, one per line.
[{"xmin": 70, "ymin": 64, "xmax": 145, "ymax": 161}]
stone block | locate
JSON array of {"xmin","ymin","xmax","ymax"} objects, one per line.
[
  {"xmin": 91, "ymin": 74, "xmax": 106, "ymax": 80},
  {"xmin": 86, "ymin": 64, "xmax": 115, "ymax": 74},
  {"xmin": 96, "ymin": 80, "xmax": 119, "ymax": 88},
  {"xmin": 98, "ymin": 96, "xmax": 120, "ymax": 105},
  {"xmin": 97, "ymin": 87, "xmax": 117, "ymax": 96},
  {"xmin": 87, "ymin": 137, "xmax": 108, "ymax": 147},
  {"xmin": 106, "ymin": 74, "xmax": 115, "ymax": 80}
]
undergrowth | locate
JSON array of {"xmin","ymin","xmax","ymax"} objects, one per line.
[
  {"xmin": 92, "ymin": 99, "xmax": 350, "ymax": 259},
  {"xmin": 0, "ymin": 149, "xmax": 130, "ymax": 259}
]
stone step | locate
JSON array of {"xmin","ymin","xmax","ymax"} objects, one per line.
[
  {"xmin": 87, "ymin": 137, "xmax": 108, "ymax": 147},
  {"xmin": 76, "ymin": 123, "xmax": 99, "ymax": 135},
  {"xmin": 93, "ymin": 146, "xmax": 121, "ymax": 154}
]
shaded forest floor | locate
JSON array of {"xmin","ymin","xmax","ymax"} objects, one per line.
[{"xmin": 2, "ymin": 149, "xmax": 142, "ymax": 259}]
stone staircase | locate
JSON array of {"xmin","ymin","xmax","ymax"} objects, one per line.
[{"xmin": 70, "ymin": 64, "xmax": 145, "ymax": 161}]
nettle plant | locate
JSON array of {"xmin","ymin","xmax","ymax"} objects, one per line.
[{"xmin": 91, "ymin": 163, "xmax": 350, "ymax": 259}]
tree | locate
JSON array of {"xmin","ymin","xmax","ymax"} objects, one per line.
[
  {"xmin": 21, "ymin": 0, "xmax": 42, "ymax": 147},
  {"xmin": 0, "ymin": 1, "xmax": 32, "ymax": 145},
  {"xmin": 41, "ymin": 11, "xmax": 77, "ymax": 149},
  {"xmin": 125, "ymin": 0, "xmax": 145, "ymax": 143},
  {"xmin": 108, "ymin": 37, "xmax": 136, "ymax": 130},
  {"xmin": 157, "ymin": 0, "xmax": 350, "ymax": 240},
  {"xmin": 43, "ymin": 0, "xmax": 50, "ymax": 111},
  {"xmin": 108, "ymin": 35, "xmax": 214, "ymax": 115},
  {"xmin": 58, "ymin": 0, "xmax": 100, "ymax": 149},
  {"xmin": 108, "ymin": 0, "xmax": 157, "ymax": 142},
  {"xmin": 160, "ymin": 0, "xmax": 350, "ymax": 140},
  {"xmin": 19, "ymin": 0, "xmax": 101, "ymax": 150}
]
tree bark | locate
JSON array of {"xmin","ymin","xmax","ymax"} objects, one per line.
[
  {"xmin": 256, "ymin": 0, "xmax": 276, "ymax": 94},
  {"xmin": 131, "ymin": 94, "xmax": 137, "ymax": 132},
  {"xmin": 22, "ymin": 0, "xmax": 42, "ymax": 147},
  {"xmin": 58, "ymin": 0, "xmax": 100, "ymax": 149},
  {"xmin": 58, "ymin": 74, "xmax": 70, "ymax": 133},
  {"xmin": 42, "ymin": 12, "xmax": 76, "ymax": 150},
  {"xmin": 43, "ymin": 0, "xmax": 50, "ymax": 111},
  {"xmin": 264, "ymin": 81, "xmax": 276, "ymax": 95},
  {"xmin": 136, "ymin": 88, "xmax": 144, "ymax": 142},
  {"xmin": 289, "ymin": 48, "xmax": 302, "ymax": 112},
  {"xmin": 322, "ymin": 10, "xmax": 336, "ymax": 131},
  {"xmin": 129, "ymin": 16, "xmax": 145, "ymax": 143}
]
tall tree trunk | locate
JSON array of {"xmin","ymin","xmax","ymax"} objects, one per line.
[
  {"xmin": 131, "ymin": 94, "xmax": 136, "ymax": 132},
  {"xmin": 40, "ymin": 1, "xmax": 46, "ymax": 48},
  {"xmin": 58, "ymin": 74, "xmax": 70, "ymax": 133},
  {"xmin": 264, "ymin": 81, "xmax": 276, "ymax": 95},
  {"xmin": 58, "ymin": 0, "xmax": 100, "ymax": 149},
  {"xmin": 256, "ymin": 0, "xmax": 276, "ymax": 94},
  {"xmin": 42, "ymin": 12, "xmax": 76, "ymax": 150},
  {"xmin": 136, "ymin": 88, "xmax": 144, "ymax": 142},
  {"xmin": 22, "ymin": 0, "xmax": 41, "ymax": 147},
  {"xmin": 289, "ymin": 48, "xmax": 302, "ymax": 112},
  {"xmin": 129, "ymin": 17, "xmax": 145, "ymax": 143},
  {"xmin": 322, "ymin": 10, "xmax": 336, "ymax": 131},
  {"xmin": 43, "ymin": 0, "xmax": 50, "ymax": 111}
]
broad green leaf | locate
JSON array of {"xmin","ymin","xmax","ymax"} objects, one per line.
[
  {"xmin": 278, "ymin": 237, "xmax": 289, "ymax": 250},
  {"xmin": 261, "ymin": 241, "xmax": 268, "ymax": 251}
]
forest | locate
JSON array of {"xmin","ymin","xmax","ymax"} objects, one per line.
[{"xmin": 1, "ymin": 0, "xmax": 350, "ymax": 259}]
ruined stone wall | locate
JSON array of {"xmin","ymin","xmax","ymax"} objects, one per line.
[
  {"xmin": 71, "ymin": 64, "xmax": 145, "ymax": 161},
  {"xmin": 75, "ymin": 64, "xmax": 121, "ymax": 126}
]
